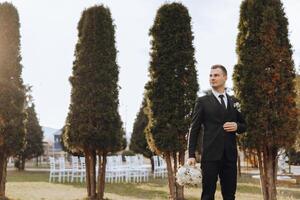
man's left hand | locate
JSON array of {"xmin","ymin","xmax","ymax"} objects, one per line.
[{"xmin": 223, "ymin": 122, "xmax": 237, "ymax": 132}]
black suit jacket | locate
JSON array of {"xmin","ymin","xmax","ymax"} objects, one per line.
[{"xmin": 188, "ymin": 93, "xmax": 246, "ymax": 162}]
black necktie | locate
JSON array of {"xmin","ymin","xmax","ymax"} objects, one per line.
[{"xmin": 219, "ymin": 94, "xmax": 226, "ymax": 109}]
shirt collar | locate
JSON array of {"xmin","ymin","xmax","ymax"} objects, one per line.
[{"xmin": 212, "ymin": 89, "xmax": 226, "ymax": 98}]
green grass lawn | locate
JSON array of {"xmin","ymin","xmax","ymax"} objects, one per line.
[{"xmin": 5, "ymin": 171, "xmax": 300, "ymax": 200}]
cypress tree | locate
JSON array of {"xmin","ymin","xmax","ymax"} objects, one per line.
[
  {"xmin": 233, "ymin": 0, "xmax": 298, "ymax": 199},
  {"xmin": 63, "ymin": 5, "xmax": 125, "ymax": 200},
  {"xmin": 0, "ymin": 2, "xmax": 26, "ymax": 198},
  {"xmin": 129, "ymin": 97, "xmax": 154, "ymax": 171},
  {"xmin": 295, "ymin": 74, "xmax": 300, "ymax": 149},
  {"xmin": 145, "ymin": 3, "xmax": 198, "ymax": 199},
  {"xmin": 15, "ymin": 103, "xmax": 44, "ymax": 171}
]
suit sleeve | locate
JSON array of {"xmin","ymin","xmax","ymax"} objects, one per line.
[
  {"xmin": 188, "ymin": 98, "xmax": 203, "ymax": 158},
  {"xmin": 236, "ymin": 109, "xmax": 247, "ymax": 134}
]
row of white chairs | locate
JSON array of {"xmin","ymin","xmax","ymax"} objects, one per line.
[
  {"xmin": 103, "ymin": 155, "xmax": 151, "ymax": 183},
  {"xmin": 49, "ymin": 156, "xmax": 86, "ymax": 183},
  {"xmin": 49, "ymin": 155, "xmax": 167, "ymax": 183}
]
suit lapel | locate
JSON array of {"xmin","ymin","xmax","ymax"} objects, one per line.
[
  {"xmin": 225, "ymin": 94, "xmax": 235, "ymax": 121},
  {"xmin": 226, "ymin": 94, "xmax": 233, "ymax": 111},
  {"xmin": 209, "ymin": 93, "xmax": 226, "ymax": 116}
]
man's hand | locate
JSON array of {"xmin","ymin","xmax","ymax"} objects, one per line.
[
  {"xmin": 187, "ymin": 157, "xmax": 196, "ymax": 166},
  {"xmin": 223, "ymin": 122, "xmax": 237, "ymax": 132}
]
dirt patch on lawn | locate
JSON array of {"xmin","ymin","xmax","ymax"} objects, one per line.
[{"xmin": 6, "ymin": 182, "xmax": 162, "ymax": 200}]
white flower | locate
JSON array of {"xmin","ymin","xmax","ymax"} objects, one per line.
[
  {"xmin": 233, "ymin": 102, "xmax": 241, "ymax": 112},
  {"xmin": 176, "ymin": 165, "xmax": 202, "ymax": 186}
]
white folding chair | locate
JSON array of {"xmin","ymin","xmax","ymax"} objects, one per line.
[
  {"xmin": 79, "ymin": 157, "xmax": 86, "ymax": 183},
  {"xmin": 58, "ymin": 157, "xmax": 72, "ymax": 182},
  {"xmin": 49, "ymin": 157, "xmax": 60, "ymax": 182},
  {"xmin": 70, "ymin": 156, "xmax": 81, "ymax": 182}
]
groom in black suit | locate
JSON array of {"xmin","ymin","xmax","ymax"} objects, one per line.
[{"xmin": 187, "ymin": 65, "xmax": 246, "ymax": 200}]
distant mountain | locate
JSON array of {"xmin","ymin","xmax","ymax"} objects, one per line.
[{"xmin": 42, "ymin": 126, "xmax": 59, "ymax": 143}]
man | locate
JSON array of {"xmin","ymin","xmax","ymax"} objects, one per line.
[{"xmin": 187, "ymin": 65, "xmax": 246, "ymax": 200}]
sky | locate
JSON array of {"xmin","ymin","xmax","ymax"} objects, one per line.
[{"xmin": 1, "ymin": 0, "xmax": 299, "ymax": 134}]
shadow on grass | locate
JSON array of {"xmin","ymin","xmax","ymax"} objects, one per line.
[
  {"xmin": 66, "ymin": 178, "xmax": 170, "ymax": 199},
  {"xmin": 106, "ymin": 181, "xmax": 169, "ymax": 199},
  {"xmin": 7, "ymin": 171, "xmax": 49, "ymax": 182},
  {"xmin": 236, "ymin": 174, "xmax": 300, "ymax": 199}
]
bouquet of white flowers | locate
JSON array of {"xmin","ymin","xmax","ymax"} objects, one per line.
[{"xmin": 176, "ymin": 165, "xmax": 202, "ymax": 186}]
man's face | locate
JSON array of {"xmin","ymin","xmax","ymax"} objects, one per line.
[{"xmin": 209, "ymin": 68, "xmax": 227, "ymax": 89}]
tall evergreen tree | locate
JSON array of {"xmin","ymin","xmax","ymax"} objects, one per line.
[
  {"xmin": 295, "ymin": 74, "xmax": 300, "ymax": 150},
  {"xmin": 129, "ymin": 97, "xmax": 154, "ymax": 171},
  {"xmin": 233, "ymin": 1, "xmax": 298, "ymax": 199},
  {"xmin": 0, "ymin": 2, "xmax": 26, "ymax": 198},
  {"xmin": 15, "ymin": 103, "xmax": 44, "ymax": 171},
  {"xmin": 145, "ymin": 3, "xmax": 198, "ymax": 199},
  {"xmin": 63, "ymin": 5, "xmax": 125, "ymax": 200}
]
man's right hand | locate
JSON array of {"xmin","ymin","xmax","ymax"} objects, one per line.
[{"xmin": 187, "ymin": 157, "xmax": 196, "ymax": 166}]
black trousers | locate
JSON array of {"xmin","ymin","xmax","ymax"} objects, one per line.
[{"xmin": 200, "ymin": 153, "xmax": 237, "ymax": 200}]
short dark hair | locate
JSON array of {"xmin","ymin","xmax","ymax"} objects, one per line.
[{"xmin": 211, "ymin": 64, "xmax": 227, "ymax": 76}]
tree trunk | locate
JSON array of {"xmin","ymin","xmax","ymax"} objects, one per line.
[
  {"xmin": 165, "ymin": 152, "xmax": 175, "ymax": 200},
  {"xmin": 16, "ymin": 155, "xmax": 22, "ymax": 171},
  {"xmin": 0, "ymin": 150, "xmax": 7, "ymax": 200},
  {"xmin": 288, "ymin": 151, "xmax": 291, "ymax": 174},
  {"xmin": 21, "ymin": 156, "xmax": 25, "ymax": 171},
  {"xmin": 257, "ymin": 146, "xmax": 278, "ymax": 200},
  {"xmin": 97, "ymin": 152, "xmax": 107, "ymax": 200},
  {"xmin": 253, "ymin": 151, "xmax": 258, "ymax": 168},
  {"xmin": 237, "ymin": 153, "xmax": 241, "ymax": 177},
  {"xmin": 89, "ymin": 150, "xmax": 97, "ymax": 200},
  {"xmin": 36, "ymin": 157, "xmax": 39, "ymax": 167},
  {"xmin": 244, "ymin": 148, "xmax": 249, "ymax": 172},
  {"xmin": 85, "ymin": 149, "xmax": 91, "ymax": 197},
  {"xmin": 250, "ymin": 149, "xmax": 255, "ymax": 167},
  {"xmin": 173, "ymin": 152, "xmax": 177, "ymax": 198},
  {"xmin": 257, "ymin": 150, "xmax": 267, "ymax": 199},
  {"xmin": 97, "ymin": 153, "xmax": 101, "ymax": 200}
]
